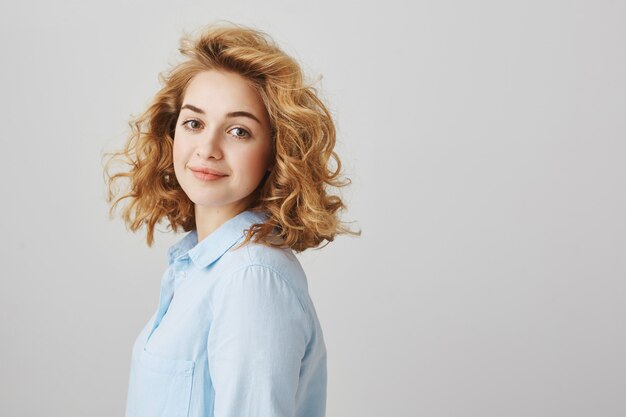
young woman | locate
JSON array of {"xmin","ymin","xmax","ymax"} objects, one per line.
[{"xmin": 105, "ymin": 22, "xmax": 358, "ymax": 417}]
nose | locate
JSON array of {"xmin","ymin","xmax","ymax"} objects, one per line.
[{"xmin": 195, "ymin": 127, "xmax": 223, "ymax": 160}]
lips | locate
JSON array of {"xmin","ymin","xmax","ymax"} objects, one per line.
[
  {"xmin": 188, "ymin": 166, "xmax": 228, "ymax": 176},
  {"xmin": 189, "ymin": 166, "xmax": 228, "ymax": 181}
]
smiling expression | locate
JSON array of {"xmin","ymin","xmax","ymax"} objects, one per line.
[{"xmin": 173, "ymin": 69, "xmax": 273, "ymax": 215}]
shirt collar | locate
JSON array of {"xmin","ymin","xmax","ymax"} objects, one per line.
[{"xmin": 166, "ymin": 209, "xmax": 268, "ymax": 268}]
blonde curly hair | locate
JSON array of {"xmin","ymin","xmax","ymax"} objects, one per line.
[{"xmin": 104, "ymin": 21, "xmax": 359, "ymax": 252}]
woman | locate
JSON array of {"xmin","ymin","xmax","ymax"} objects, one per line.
[{"xmin": 105, "ymin": 21, "xmax": 358, "ymax": 417}]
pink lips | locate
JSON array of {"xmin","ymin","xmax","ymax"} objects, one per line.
[{"xmin": 188, "ymin": 166, "xmax": 228, "ymax": 181}]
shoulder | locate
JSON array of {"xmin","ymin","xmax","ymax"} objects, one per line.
[
  {"xmin": 221, "ymin": 238, "xmax": 310, "ymax": 294},
  {"xmin": 212, "ymin": 243, "xmax": 312, "ymax": 328},
  {"xmin": 209, "ymin": 239, "xmax": 310, "ymax": 315}
]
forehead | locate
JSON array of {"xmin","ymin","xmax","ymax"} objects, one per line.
[{"xmin": 182, "ymin": 70, "xmax": 266, "ymax": 115}]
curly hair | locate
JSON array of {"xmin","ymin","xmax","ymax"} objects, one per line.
[{"xmin": 103, "ymin": 21, "xmax": 359, "ymax": 252}]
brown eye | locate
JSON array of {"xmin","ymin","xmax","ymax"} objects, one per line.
[
  {"xmin": 228, "ymin": 127, "xmax": 251, "ymax": 139},
  {"xmin": 182, "ymin": 119, "xmax": 202, "ymax": 131}
]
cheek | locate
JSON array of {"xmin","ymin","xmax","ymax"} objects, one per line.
[{"xmin": 238, "ymin": 146, "xmax": 271, "ymax": 176}]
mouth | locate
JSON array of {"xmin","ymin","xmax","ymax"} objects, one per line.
[{"xmin": 188, "ymin": 166, "xmax": 228, "ymax": 181}]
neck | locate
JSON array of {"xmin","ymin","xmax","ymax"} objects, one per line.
[{"xmin": 194, "ymin": 200, "xmax": 252, "ymax": 243}]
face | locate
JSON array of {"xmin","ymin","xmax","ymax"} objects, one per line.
[{"xmin": 173, "ymin": 69, "xmax": 273, "ymax": 217}]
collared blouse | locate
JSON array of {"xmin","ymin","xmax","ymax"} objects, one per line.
[{"xmin": 124, "ymin": 209, "xmax": 327, "ymax": 417}]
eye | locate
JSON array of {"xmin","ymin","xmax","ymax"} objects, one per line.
[
  {"xmin": 228, "ymin": 127, "xmax": 251, "ymax": 139},
  {"xmin": 181, "ymin": 119, "xmax": 202, "ymax": 132}
]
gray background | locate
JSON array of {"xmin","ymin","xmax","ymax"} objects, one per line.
[{"xmin": 1, "ymin": 1, "xmax": 624, "ymax": 416}]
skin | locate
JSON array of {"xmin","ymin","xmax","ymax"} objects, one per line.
[{"xmin": 173, "ymin": 69, "xmax": 274, "ymax": 242}]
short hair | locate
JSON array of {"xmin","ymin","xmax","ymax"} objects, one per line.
[{"xmin": 104, "ymin": 21, "xmax": 359, "ymax": 252}]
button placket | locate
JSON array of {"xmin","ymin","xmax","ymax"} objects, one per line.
[
  {"xmin": 145, "ymin": 255, "xmax": 190, "ymax": 345},
  {"xmin": 172, "ymin": 256, "xmax": 190, "ymax": 291}
]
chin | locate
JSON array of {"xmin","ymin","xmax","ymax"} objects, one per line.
[
  {"xmin": 191, "ymin": 194, "xmax": 246, "ymax": 208},
  {"xmin": 189, "ymin": 196, "xmax": 233, "ymax": 207}
]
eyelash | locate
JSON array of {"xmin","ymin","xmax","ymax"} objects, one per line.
[{"xmin": 181, "ymin": 119, "xmax": 251, "ymax": 139}]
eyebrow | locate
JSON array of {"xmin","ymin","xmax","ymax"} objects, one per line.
[{"xmin": 181, "ymin": 104, "xmax": 262, "ymax": 125}]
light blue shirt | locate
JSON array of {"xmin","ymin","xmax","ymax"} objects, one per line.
[{"xmin": 125, "ymin": 209, "xmax": 327, "ymax": 417}]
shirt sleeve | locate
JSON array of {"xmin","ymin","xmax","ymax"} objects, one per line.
[{"xmin": 207, "ymin": 264, "xmax": 310, "ymax": 417}]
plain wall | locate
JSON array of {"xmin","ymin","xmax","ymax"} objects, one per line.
[{"xmin": 1, "ymin": 1, "xmax": 624, "ymax": 416}]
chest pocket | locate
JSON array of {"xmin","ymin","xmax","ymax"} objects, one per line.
[{"xmin": 127, "ymin": 348, "xmax": 195, "ymax": 417}]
